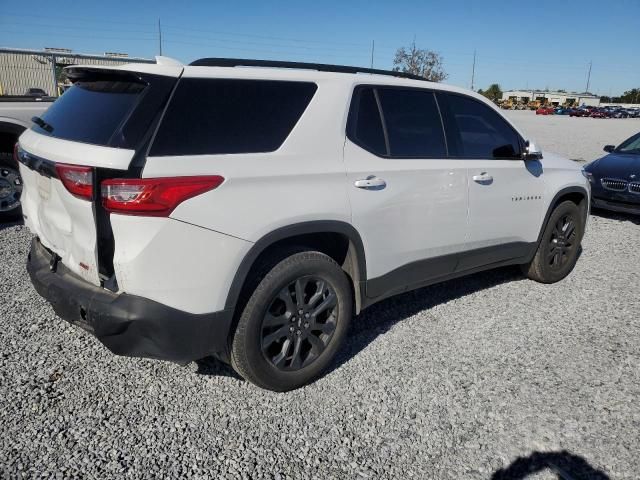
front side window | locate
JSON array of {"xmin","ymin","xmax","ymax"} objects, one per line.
[
  {"xmin": 150, "ymin": 79, "xmax": 317, "ymax": 156},
  {"xmin": 439, "ymin": 93, "xmax": 522, "ymax": 159}
]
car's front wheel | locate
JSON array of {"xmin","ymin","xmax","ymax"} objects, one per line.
[
  {"xmin": 230, "ymin": 250, "xmax": 352, "ymax": 391},
  {"xmin": 521, "ymin": 200, "xmax": 584, "ymax": 283},
  {"xmin": 0, "ymin": 152, "xmax": 23, "ymax": 222}
]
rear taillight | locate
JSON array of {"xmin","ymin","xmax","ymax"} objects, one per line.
[
  {"xmin": 101, "ymin": 176, "xmax": 224, "ymax": 216},
  {"xmin": 55, "ymin": 163, "xmax": 93, "ymax": 200}
]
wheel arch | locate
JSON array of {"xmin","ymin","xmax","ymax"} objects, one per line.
[
  {"xmin": 0, "ymin": 120, "xmax": 27, "ymax": 157},
  {"xmin": 536, "ymin": 186, "xmax": 589, "ymax": 245},
  {"xmin": 224, "ymin": 221, "xmax": 367, "ymax": 318}
]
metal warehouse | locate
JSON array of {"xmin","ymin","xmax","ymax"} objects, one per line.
[
  {"xmin": 0, "ymin": 47, "xmax": 154, "ymax": 96},
  {"xmin": 501, "ymin": 89, "xmax": 600, "ymax": 107}
]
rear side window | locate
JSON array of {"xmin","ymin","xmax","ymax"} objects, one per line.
[
  {"xmin": 377, "ymin": 88, "xmax": 446, "ymax": 157},
  {"xmin": 350, "ymin": 88, "xmax": 386, "ymax": 156},
  {"xmin": 347, "ymin": 86, "xmax": 447, "ymax": 158},
  {"xmin": 439, "ymin": 93, "xmax": 522, "ymax": 159},
  {"xmin": 33, "ymin": 80, "xmax": 146, "ymax": 147},
  {"xmin": 150, "ymin": 79, "xmax": 317, "ymax": 156}
]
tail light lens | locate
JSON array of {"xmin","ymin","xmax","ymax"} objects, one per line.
[
  {"xmin": 101, "ymin": 176, "xmax": 224, "ymax": 216},
  {"xmin": 55, "ymin": 163, "xmax": 93, "ymax": 200}
]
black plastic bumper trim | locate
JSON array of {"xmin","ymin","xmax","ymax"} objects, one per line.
[
  {"xmin": 592, "ymin": 197, "xmax": 640, "ymax": 215},
  {"xmin": 27, "ymin": 238, "xmax": 233, "ymax": 363}
]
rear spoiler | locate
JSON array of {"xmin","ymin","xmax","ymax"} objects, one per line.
[{"xmin": 64, "ymin": 57, "xmax": 183, "ymax": 81}]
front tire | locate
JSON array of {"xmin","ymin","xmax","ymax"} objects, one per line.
[
  {"xmin": 230, "ymin": 250, "xmax": 353, "ymax": 391},
  {"xmin": 0, "ymin": 152, "xmax": 23, "ymax": 222},
  {"xmin": 521, "ymin": 200, "xmax": 584, "ymax": 283}
]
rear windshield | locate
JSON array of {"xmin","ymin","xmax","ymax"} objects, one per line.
[
  {"xmin": 33, "ymin": 80, "xmax": 145, "ymax": 147},
  {"xmin": 31, "ymin": 72, "xmax": 176, "ymax": 149},
  {"xmin": 149, "ymin": 78, "xmax": 317, "ymax": 156}
]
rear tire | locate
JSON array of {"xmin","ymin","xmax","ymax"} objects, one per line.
[
  {"xmin": 230, "ymin": 250, "xmax": 352, "ymax": 391},
  {"xmin": 521, "ymin": 200, "xmax": 584, "ymax": 283},
  {"xmin": 0, "ymin": 152, "xmax": 23, "ymax": 222}
]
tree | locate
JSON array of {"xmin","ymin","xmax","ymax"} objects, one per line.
[
  {"xmin": 621, "ymin": 88, "xmax": 640, "ymax": 103},
  {"xmin": 392, "ymin": 43, "xmax": 447, "ymax": 82},
  {"xmin": 480, "ymin": 83, "xmax": 503, "ymax": 102}
]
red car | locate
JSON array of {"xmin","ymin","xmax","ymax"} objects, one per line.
[
  {"xmin": 569, "ymin": 108, "xmax": 589, "ymax": 117},
  {"xmin": 590, "ymin": 109, "xmax": 609, "ymax": 118},
  {"xmin": 535, "ymin": 106, "xmax": 555, "ymax": 115}
]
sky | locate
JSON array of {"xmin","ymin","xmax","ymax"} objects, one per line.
[{"xmin": 1, "ymin": 0, "xmax": 638, "ymax": 96}]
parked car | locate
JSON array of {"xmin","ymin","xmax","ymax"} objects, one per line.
[
  {"xmin": 24, "ymin": 88, "xmax": 48, "ymax": 97},
  {"xmin": 583, "ymin": 132, "xmax": 640, "ymax": 215},
  {"xmin": 569, "ymin": 108, "xmax": 589, "ymax": 117},
  {"xmin": 0, "ymin": 95, "xmax": 54, "ymax": 220},
  {"xmin": 554, "ymin": 107, "xmax": 570, "ymax": 115},
  {"xmin": 611, "ymin": 109, "xmax": 629, "ymax": 118},
  {"xmin": 536, "ymin": 106, "xmax": 555, "ymax": 115},
  {"xmin": 16, "ymin": 58, "xmax": 590, "ymax": 391},
  {"xmin": 590, "ymin": 109, "xmax": 610, "ymax": 118}
]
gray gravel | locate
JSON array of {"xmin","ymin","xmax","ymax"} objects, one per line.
[
  {"xmin": 2, "ymin": 111, "xmax": 640, "ymax": 478},
  {"xmin": 2, "ymin": 212, "xmax": 640, "ymax": 478}
]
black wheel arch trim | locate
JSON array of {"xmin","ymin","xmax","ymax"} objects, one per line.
[
  {"xmin": 223, "ymin": 220, "xmax": 368, "ymax": 315},
  {"xmin": 536, "ymin": 186, "xmax": 589, "ymax": 245}
]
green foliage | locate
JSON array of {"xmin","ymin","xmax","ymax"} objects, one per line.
[{"xmin": 480, "ymin": 84, "xmax": 502, "ymax": 102}]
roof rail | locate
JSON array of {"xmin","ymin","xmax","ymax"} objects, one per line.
[{"xmin": 188, "ymin": 58, "xmax": 428, "ymax": 82}]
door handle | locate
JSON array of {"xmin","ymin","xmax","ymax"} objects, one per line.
[
  {"xmin": 354, "ymin": 176, "xmax": 386, "ymax": 190},
  {"xmin": 472, "ymin": 172, "xmax": 493, "ymax": 184}
]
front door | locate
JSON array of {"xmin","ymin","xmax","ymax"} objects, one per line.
[{"xmin": 437, "ymin": 92, "xmax": 545, "ymax": 271}]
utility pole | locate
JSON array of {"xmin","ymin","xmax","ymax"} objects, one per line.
[
  {"xmin": 470, "ymin": 50, "xmax": 476, "ymax": 91},
  {"xmin": 158, "ymin": 18, "xmax": 163, "ymax": 56},
  {"xmin": 370, "ymin": 40, "xmax": 375, "ymax": 69},
  {"xmin": 585, "ymin": 60, "xmax": 592, "ymax": 93}
]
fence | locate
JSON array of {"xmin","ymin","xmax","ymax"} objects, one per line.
[{"xmin": 0, "ymin": 48, "xmax": 154, "ymax": 96}]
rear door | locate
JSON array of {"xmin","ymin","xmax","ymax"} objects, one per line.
[
  {"xmin": 17, "ymin": 67, "xmax": 179, "ymax": 285},
  {"xmin": 344, "ymin": 86, "xmax": 469, "ymax": 298},
  {"xmin": 437, "ymin": 92, "xmax": 545, "ymax": 269}
]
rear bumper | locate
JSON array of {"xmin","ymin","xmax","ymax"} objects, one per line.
[
  {"xmin": 592, "ymin": 197, "xmax": 640, "ymax": 216},
  {"xmin": 27, "ymin": 238, "xmax": 234, "ymax": 363}
]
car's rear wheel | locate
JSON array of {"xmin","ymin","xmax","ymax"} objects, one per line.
[
  {"xmin": 521, "ymin": 200, "xmax": 584, "ymax": 283},
  {"xmin": 230, "ymin": 250, "xmax": 352, "ymax": 391},
  {"xmin": 0, "ymin": 152, "xmax": 23, "ymax": 222}
]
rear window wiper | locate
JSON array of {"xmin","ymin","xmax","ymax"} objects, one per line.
[{"xmin": 32, "ymin": 116, "xmax": 54, "ymax": 133}]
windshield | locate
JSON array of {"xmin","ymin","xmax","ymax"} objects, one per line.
[{"xmin": 616, "ymin": 133, "xmax": 640, "ymax": 154}]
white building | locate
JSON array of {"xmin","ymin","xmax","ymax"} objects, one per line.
[{"xmin": 501, "ymin": 89, "xmax": 600, "ymax": 107}]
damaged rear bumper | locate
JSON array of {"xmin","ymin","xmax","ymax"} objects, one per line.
[{"xmin": 27, "ymin": 237, "xmax": 233, "ymax": 363}]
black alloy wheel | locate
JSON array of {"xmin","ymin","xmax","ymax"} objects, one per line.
[
  {"xmin": 547, "ymin": 213, "xmax": 577, "ymax": 270},
  {"xmin": 261, "ymin": 276, "xmax": 338, "ymax": 371}
]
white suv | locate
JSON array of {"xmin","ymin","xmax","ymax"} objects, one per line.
[{"xmin": 17, "ymin": 58, "xmax": 589, "ymax": 391}]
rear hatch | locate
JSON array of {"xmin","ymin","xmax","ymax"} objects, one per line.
[{"xmin": 17, "ymin": 65, "xmax": 180, "ymax": 286}]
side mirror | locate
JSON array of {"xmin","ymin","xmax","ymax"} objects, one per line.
[
  {"xmin": 523, "ymin": 140, "xmax": 543, "ymax": 161},
  {"xmin": 603, "ymin": 145, "xmax": 615, "ymax": 153}
]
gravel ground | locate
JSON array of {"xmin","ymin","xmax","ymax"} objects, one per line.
[
  {"xmin": 505, "ymin": 110, "xmax": 640, "ymax": 162},
  {"xmin": 2, "ymin": 115, "xmax": 640, "ymax": 479}
]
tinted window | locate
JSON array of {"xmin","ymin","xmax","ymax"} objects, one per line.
[
  {"xmin": 440, "ymin": 93, "xmax": 522, "ymax": 159},
  {"xmin": 350, "ymin": 88, "xmax": 386, "ymax": 155},
  {"xmin": 33, "ymin": 80, "xmax": 146, "ymax": 147},
  {"xmin": 151, "ymin": 79, "xmax": 317, "ymax": 156},
  {"xmin": 378, "ymin": 88, "xmax": 446, "ymax": 157}
]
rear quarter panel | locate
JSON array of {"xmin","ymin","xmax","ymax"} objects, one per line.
[{"xmin": 142, "ymin": 73, "xmax": 353, "ymax": 242}]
